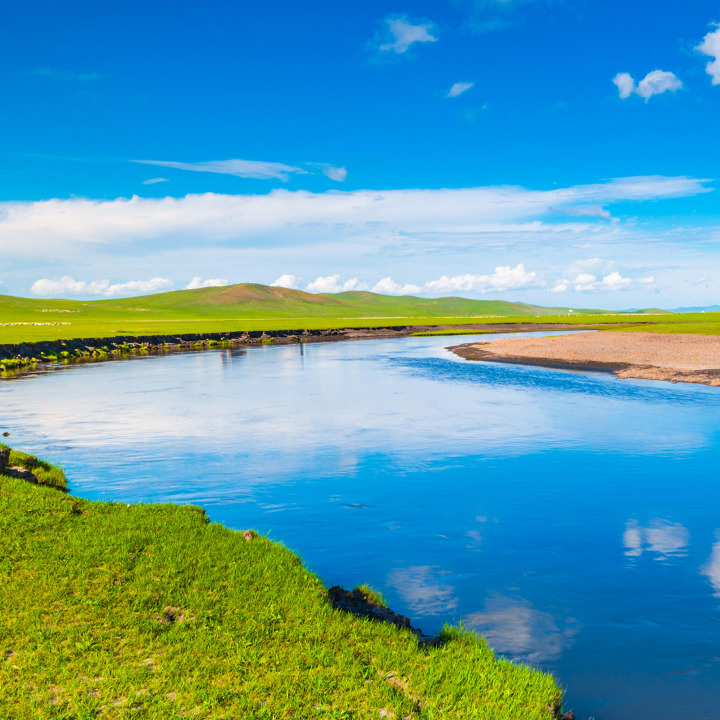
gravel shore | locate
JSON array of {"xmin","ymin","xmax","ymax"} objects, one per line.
[{"xmin": 449, "ymin": 331, "xmax": 720, "ymax": 387}]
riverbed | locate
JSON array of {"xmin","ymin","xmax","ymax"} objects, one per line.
[{"xmin": 2, "ymin": 332, "xmax": 719, "ymax": 719}]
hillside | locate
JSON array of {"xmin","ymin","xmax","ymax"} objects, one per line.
[
  {"xmin": 0, "ymin": 282, "xmax": 667, "ymax": 344},
  {"xmin": 0, "ymin": 282, "xmax": 615, "ymax": 320}
]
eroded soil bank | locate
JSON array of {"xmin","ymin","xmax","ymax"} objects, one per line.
[{"xmin": 449, "ymin": 331, "xmax": 720, "ymax": 387}]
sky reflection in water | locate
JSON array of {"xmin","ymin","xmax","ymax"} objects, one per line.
[{"xmin": 2, "ymin": 333, "xmax": 720, "ymax": 720}]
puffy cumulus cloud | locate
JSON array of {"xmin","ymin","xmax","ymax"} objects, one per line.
[
  {"xmin": 447, "ymin": 81, "xmax": 474, "ymax": 97},
  {"xmin": 371, "ymin": 277, "xmax": 422, "ymax": 295},
  {"xmin": 185, "ymin": 276, "xmax": 229, "ymax": 289},
  {"xmin": 623, "ymin": 520, "xmax": 690, "ymax": 560},
  {"xmin": 305, "ymin": 275, "xmax": 369, "ymax": 293},
  {"xmin": 601, "ymin": 271, "xmax": 632, "ymax": 290},
  {"xmin": 31, "ymin": 276, "xmax": 173, "ymax": 297},
  {"xmin": 573, "ymin": 273, "xmax": 597, "ymax": 291},
  {"xmin": 0, "ymin": 176, "xmax": 709, "ymax": 256},
  {"xmin": 696, "ymin": 25, "xmax": 720, "ymax": 85},
  {"xmin": 555, "ymin": 271, "xmax": 633, "ymax": 292},
  {"xmin": 613, "ymin": 72, "xmax": 636, "ymax": 99},
  {"xmin": 377, "ymin": 15, "xmax": 438, "ymax": 54},
  {"xmin": 613, "ymin": 70, "xmax": 683, "ymax": 101},
  {"xmin": 133, "ymin": 158, "xmax": 307, "ymax": 181},
  {"xmin": 270, "ymin": 274, "xmax": 300, "ymax": 290},
  {"xmin": 424, "ymin": 264, "xmax": 541, "ymax": 294}
]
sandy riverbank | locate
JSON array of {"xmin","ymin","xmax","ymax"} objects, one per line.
[{"xmin": 449, "ymin": 331, "xmax": 720, "ymax": 386}]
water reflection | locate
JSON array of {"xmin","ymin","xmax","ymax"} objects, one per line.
[
  {"xmin": 701, "ymin": 536, "xmax": 720, "ymax": 596},
  {"xmin": 386, "ymin": 566, "xmax": 458, "ymax": 616},
  {"xmin": 464, "ymin": 594, "xmax": 579, "ymax": 663},
  {"xmin": 623, "ymin": 520, "xmax": 690, "ymax": 560}
]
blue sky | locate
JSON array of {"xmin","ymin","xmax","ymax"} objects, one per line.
[{"xmin": 1, "ymin": 1, "xmax": 720, "ymax": 307}]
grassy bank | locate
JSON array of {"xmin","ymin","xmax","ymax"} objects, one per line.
[{"xmin": 0, "ymin": 450, "xmax": 564, "ymax": 719}]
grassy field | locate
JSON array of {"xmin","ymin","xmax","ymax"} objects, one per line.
[
  {"xmin": 0, "ymin": 451, "xmax": 564, "ymax": 719},
  {"xmin": 0, "ymin": 282, "xmax": 672, "ymax": 345}
]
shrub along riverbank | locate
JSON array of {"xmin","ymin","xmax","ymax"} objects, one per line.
[{"xmin": 0, "ymin": 448, "xmax": 567, "ymax": 719}]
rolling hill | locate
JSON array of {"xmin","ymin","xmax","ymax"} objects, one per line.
[{"xmin": 0, "ymin": 282, "xmax": 665, "ymax": 344}]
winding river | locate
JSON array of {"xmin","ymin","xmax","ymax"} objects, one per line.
[{"xmin": 2, "ymin": 332, "xmax": 719, "ymax": 719}]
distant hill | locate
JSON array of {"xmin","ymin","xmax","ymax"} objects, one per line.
[
  {"xmin": 0, "ymin": 282, "xmax": 623, "ymax": 320},
  {"xmin": 0, "ymin": 283, "xmax": 678, "ymax": 345},
  {"xmin": 672, "ymin": 305, "xmax": 720, "ymax": 313}
]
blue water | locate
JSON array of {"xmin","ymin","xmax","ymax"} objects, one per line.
[{"xmin": 2, "ymin": 332, "xmax": 720, "ymax": 719}]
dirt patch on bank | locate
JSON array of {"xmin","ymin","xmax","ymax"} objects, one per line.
[{"xmin": 449, "ymin": 331, "xmax": 720, "ymax": 387}]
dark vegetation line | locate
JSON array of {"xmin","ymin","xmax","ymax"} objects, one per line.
[
  {"xmin": 0, "ymin": 444, "xmax": 575, "ymax": 719},
  {"xmin": 0, "ymin": 322, "xmax": 627, "ymax": 374}
]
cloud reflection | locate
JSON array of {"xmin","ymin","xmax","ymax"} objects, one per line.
[
  {"xmin": 464, "ymin": 594, "xmax": 578, "ymax": 663},
  {"xmin": 701, "ymin": 536, "xmax": 720, "ymax": 596},
  {"xmin": 386, "ymin": 565, "xmax": 458, "ymax": 616},
  {"xmin": 623, "ymin": 520, "xmax": 689, "ymax": 560}
]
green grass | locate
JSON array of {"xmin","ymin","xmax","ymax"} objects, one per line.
[
  {"xmin": 0, "ymin": 443, "xmax": 67, "ymax": 489},
  {"xmin": 353, "ymin": 584, "xmax": 388, "ymax": 608},
  {"xmin": 1, "ymin": 451, "xmax": 563, "ymax": 719}
]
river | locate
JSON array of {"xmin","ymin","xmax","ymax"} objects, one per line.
[{"xmin": 2, "ymin": 332, "xmax": 719, "ymax": 719}]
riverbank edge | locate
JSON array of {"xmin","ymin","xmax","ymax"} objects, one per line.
[
  {"xmin": 448, "ymin": 337, "xmax": 720, "ymax": 387},
  {"xmin": 0, "ymin": 447, "xmax": 572, "ymax": 718},
  {"xmin": 0, "ymin": 322, "xmax": 606, "ymax": 373}
]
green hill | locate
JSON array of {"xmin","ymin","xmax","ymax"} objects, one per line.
[{"xmin": 0, "ymin": 282, "xmax": 664, "ymax": 344}]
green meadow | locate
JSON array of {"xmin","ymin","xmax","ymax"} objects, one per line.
[
  {"xmin": 0, "ymin": 450, "xmax": 563, "ymax": 719},
  {"xmin": 2, "ymin": 282, "xmax": 712, "ymax": 346}
]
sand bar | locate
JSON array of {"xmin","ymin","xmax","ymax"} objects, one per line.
[{"xmin": 449, "ymin": 331, "xmax": 720, "ymax": 386}]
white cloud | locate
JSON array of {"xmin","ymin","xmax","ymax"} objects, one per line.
[
  {"xmin": 553, "ymin": 269, "xmax": 651, "ymax": 293},
  {"xmin": 322, "ymin": 165, "xmax": 348, "ymax": 182},
  {"xmin": 270, "ymin": 274, "xmax": 300, "ymax": 289},
  {"xmin": 142, "ymin": 177, "xmax": 169, "ymax": 185},
  {"xmin": 378, "ymin": 15, "xmax": 438, "ymax": 54},
  {"xmin": 601, "ymin": 271, "xmax": 632, "ymax": 290},
  {"xmin": 133, "ymin": 158, "xmax": 308, "ymax": 181},
  {"xmin": 613, "ymin": 72, "xmax": 636, "ymax": 99},
  {"xmin": 636, "ymin": 70, "xmax": 683, "ymax": 99},
  {"xmin": 562, "ymin": 205, "xmax": 611, "ymax": 219},
  {"xmin": 613, "ymin": 70, "xmax": 682, "ymax": 101},
  {"xmin": 305, "ymin": 274, "xmax": 369, "ymax": 293},
  {"xmin": 448, "ymin": 81, "xmax": 474, "ymax": 98},
  {"xmin": 696, "ymin": 25, "xmax": 720, "ymax": 85},
  {"xmin": 31, "ymin": 276, "xmax": 173, "ymax": 297},
  {"xmin": 638, "ymin": 275, "xmax": 657, "ymax": 290},
  {"xmin": 573, "ymin": 273, "xmax": 597, "ymax": 291},
  {"xmin": 424, "ymin": 264, "xmax": 541, "ymax": 294},
  {"xmin": 0, "ymin": 178, "xmax": 709, "ymax": 268},
  {"xmin": 371, "ymin": 277, "xmax": 422, "ymax": 295},
  {"xmin": 185, "ymin": 276, "xmax": 229, "ymax": 289}
]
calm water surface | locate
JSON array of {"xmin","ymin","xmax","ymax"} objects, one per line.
[{"xmin": 2, "ymin": 333, "xmax": 720, "ymax": 719}]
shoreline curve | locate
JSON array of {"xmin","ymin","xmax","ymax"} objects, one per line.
[{"xmin": 448, "ymin": 331, "xmax": 720, "ymax": 387}]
